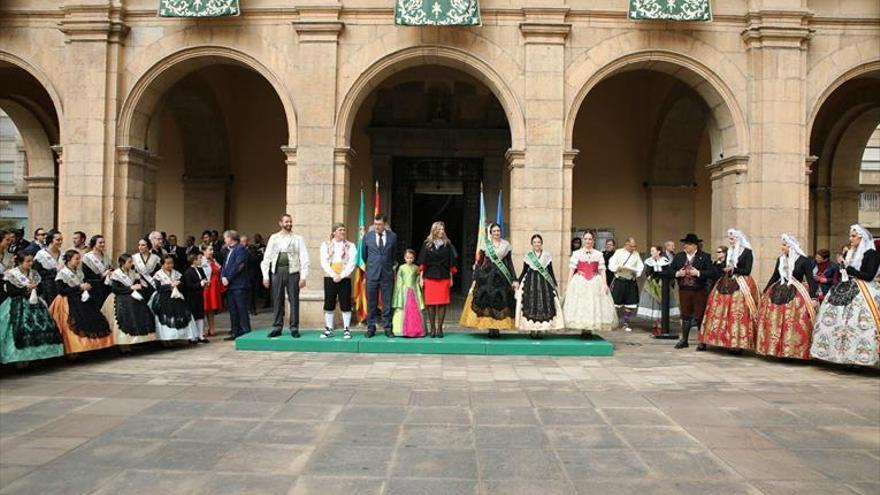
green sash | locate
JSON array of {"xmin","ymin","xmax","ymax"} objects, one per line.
[
  {"xmin": 526, "ymin": 251, "xmax": 557, "ymax": 292},
  {"xmin": 483, "ymin": 238, "xmax": 513, "ymax": 284}
]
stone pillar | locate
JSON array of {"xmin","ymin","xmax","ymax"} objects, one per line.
[
  {"xmin": 515, "ymin": 9, "xmax": 571, "ymax": 273},
  {"xmin": 115, "ymin": 146, "xmax": 159, "ymax": 252},
  {"xmin": 332, "ymin": 147, "xmax": 355, "ymax": 224},
  {"xmin": 23, "ymin": 176, "xmax": 57, "ymax": 232},
  {"xmin": 741, "ymin": 5, "xmax": 813, "ymax": 281},
  {"xmin": 292, "ymin": 7, "xmax": 343, "ymax": 325},
  {"xmin": 58, "ymin": 3, "xmax": 127, "ymax": 248},
  {"xmin": 707, "ymin": 155, "xmax": 749, "ymax": 246}
]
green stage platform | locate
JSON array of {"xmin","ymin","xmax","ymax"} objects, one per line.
[{"xmin": 235, "ymin": 330, "xmax": 614, "ymax": 356}]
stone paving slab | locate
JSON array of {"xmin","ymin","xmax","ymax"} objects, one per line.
[{"xmin": 1, "ymin": 313, "xmax": 878, "ymax": 494}]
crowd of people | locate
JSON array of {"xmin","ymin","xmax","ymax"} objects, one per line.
[{"xmin": 1, "ymin": 213, "xmax": 878, "ymax": 369}]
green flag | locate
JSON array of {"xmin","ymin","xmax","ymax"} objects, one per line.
[
  {"xmin": 395, "ymin": 0, "xmax": 481, "ymax": 26},
  {"xmin": 628, "ymin": 0, "xmax": 711, "ymax": 21},
  {"xmin": 159, "ymin": 0, "xmax": 239, "ymax": 17}
]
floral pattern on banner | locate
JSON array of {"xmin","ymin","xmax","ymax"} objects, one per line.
[
  {"xmin": 628, "ymin": 0, "xmax": 711, "ymax": 21},
  {"xmin": 159, "ymin": 0, "xmax": 239, "ymax": 17},
  {"xmin": 395, "ymin": 0, "xmax": 480, "ymax": 26}
]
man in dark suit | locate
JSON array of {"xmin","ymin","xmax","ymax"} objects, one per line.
[
  {"xmin": 167, "ymin": 234, "xmax": 187, "ymax": 274},
  {"xmin": 362, "ymin": 213, "xmax": 397, "ymax": 338},
  {"xmin": 221, "ymin": 230, "xmax": 251, "ymax": 341},
  {"xmin": 671, "ymin": 233, "xmax": 713, "ymax": 349}
]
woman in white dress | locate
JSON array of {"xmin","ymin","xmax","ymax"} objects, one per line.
[
  {"xmin": 563, "ymin": 231, "xmax": 618, "ymax": 335},
  {"xmin": 810, "ymin": 224, "xmax": 880, "ymax": 367}
]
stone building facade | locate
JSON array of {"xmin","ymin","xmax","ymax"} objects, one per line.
[{"xmin": 1, "ymin": 0, "xmax": 878, "ymax": 324}]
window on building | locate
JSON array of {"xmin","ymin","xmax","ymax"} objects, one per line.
[
  {"xmin": 0, "ymin": 160, "xmax": 14, "ymax": 185},
  {"xmin": 860, "ymin": 191, "xmax": 880, "ymax": 212},
  {"xmin": 863, "ymin": 145, "xmax": 880, "ymax": 172}
]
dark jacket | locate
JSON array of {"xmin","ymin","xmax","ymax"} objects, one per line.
[
  {"xmin": 417, "ymin": 241, "xmax": 458, "ymax": 280},
  {"xmin": 847, "ymin": 249, "xmax": 880, "ymax": 281},
  {"xmin": 671, "ymin": 250, "xmax": 713, "ymax": 291},
  {"xmin": 220, "ymin": 244, "xmax": 249, "ymax": 291},
  {"xmin": 362, "ymin": 229, "xmax": 397, "ymax": 283},
  {"xmin": 182, "ymin": 266, "xmax": 207, "ymax": 319},
  {"xmin": 169, "ymin": 245, "xmax": 187, "ymax": 274}
]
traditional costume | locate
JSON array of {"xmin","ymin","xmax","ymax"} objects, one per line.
[
  {"xmin": 320, "ymin": 238, "xmax": 357, "ymax": 337},
  {"xmin": 563, "ymin": 248, "xmax": 618, "ymax": 332},
  {"xmin": 672, "ymin": 234, "xmax": 713, "ymax": 349},
  {"xmin": 33, "ymin": 248, "xmax": 62, "ymax": 304},
  {"xmin": 755, "ymin": 234, "xmax": 817, "ymax": 360},
  {"xmin": 81, "ymin": 250, "xmax": 113, "ymax": 307},
  {"xmin": 0, "ymin": 266, "xmax": 64, "ymax": 364},
  {"xmin": 133, "ymin": 251, "xmax": 161, "ymax": 302},
  {"xmin": 392, "ymin": 263, "xmax": 425, "ymax": 337},
  {"xmin": 515, "ymin": 250, "xmax": 565, "ymax": 333},
  {"xmin": 149, "ymin": 268, "xmax": 197, "ymax": 341},
  {"xmin": 699, "ymin": 229, "xmax": 760, "ymax": 351},
  {"xmin": 609, "ymin": 247, "xmax": 645, "ymax": 330},
  {"xmin": 106, "ymin": 267, "xmax": 155, "ymax": 346},
  {"xmin": 635, "ymin": 256, "xmax": 680, "ymax": 329},
  {"xmin": 460, "ymin": 236, "xmax": 517, "ymax": 332},
  {"xmin": 0, "ymin": 250, "xmax": 14, "ymax": 307},
  {"xmin": 50, "ymin": 265, "xmax": 114, "ymax": 354},
  {"xmin": 261, "ymin": 230, "xmax": 311, "ymax": 335},
  {"xmin": 810, "ymin": 225, "xmax": 880, "ymax": 366}
]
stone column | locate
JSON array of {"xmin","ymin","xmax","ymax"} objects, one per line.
[
  {"xmin": 332, "ymin": 147, "xmax": 355, "ymax": 224},
  {"xmin": 292, "ymin": 7, "xmax": 344, "ymax": 325},
  {"xmin": 741, "ymin": 5, "xmax": 813, "ymax": 280},
  {"xmin": 58, "ymin": 3, "xmax": 127, "ymax": 248},
  {"xmin": 706, "ymin": 155, "xmax": 749, "ymax": 246},
  {"xmin": 515, "ymin": 9, "xmax": 570, "ymax": 274},
  {"xmin": 115, "ymin": 146, "xmax": 159, "ymax": 252},
  {"xmin": 23, "ymin": 176, "xmax": 57, "ymax": 232}
]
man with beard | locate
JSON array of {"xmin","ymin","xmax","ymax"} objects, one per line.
[{"xmin": 261, "ymin": 214, "xmax": 310, "ymax": 338}]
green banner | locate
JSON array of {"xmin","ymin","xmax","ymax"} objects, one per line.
[
  {"xmin": 395, "ymin": 0, "xmax": 481, "ymax": 26},
  {"xmin": 159, "ymin": 0, "xmax": 239, "ymax": 17},
  {"xmin": 628, "ymin": 0, "xmax": 711, "ymax": 21}
]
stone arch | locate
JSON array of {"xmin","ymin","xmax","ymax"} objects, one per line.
[
  {"xmin": 806, "ymin": 59, "xmax": 880, "ymax": 153},
  {"xmin": 565, "ymin": 50, "xmax": 748, "ymax": 161},
  {"xmin": 335, "ymin": 45, "xmax": 526, "ymax": 151},
  {"xmin": 0, "ymin": 51, "xmax": 64, "ymax": 140},
  {"xmin": 117, "ymin": 45, "xmax": 297, "ymax": 148}
]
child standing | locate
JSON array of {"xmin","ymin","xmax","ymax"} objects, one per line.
[
  {"xmin": 183, "ymin": 252, "xmax": 210, "ymax": 344},
  {"xmin": 392, "ymin": 249, "xmax": 425, "ymax": 338}
]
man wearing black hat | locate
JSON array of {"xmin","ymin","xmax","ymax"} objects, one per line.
[{"xmin": 671, "ymin": 233, "xmax": 713, "ymax": 349}]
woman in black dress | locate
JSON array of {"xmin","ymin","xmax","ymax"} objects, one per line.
[
  {"xmin": 34, "ymin": 229, "xmax": 64, "ymax": 305},
  {"xmin": 50, "ymin": 250, "xmax": 114, "ymax": 355},
  {"xmin": 515, "ymin": 234, "xmax": 564, "ymax": 338},
  {"xmin": 81, "ymin": 235, "xmax": 113, "ymax": 307},
  {"xmin": 108, "ymin": 253, "xmax": 156, "ymax": 348},
  {"xmin": 459, "ymin": 223, "xmax": 517, "ymax": 338}
]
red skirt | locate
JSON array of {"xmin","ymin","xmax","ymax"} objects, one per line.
[
  {"xmin": 423, "ymin": 278, "xmax": 451, "ymax": 306},
  {"xmin": 204, "ymin": 264, "xmax": 224, "ymax": 312}
]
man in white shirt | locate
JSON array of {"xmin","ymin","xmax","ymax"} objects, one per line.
[
  {"xmin": 608, "ymin": 237, "xmax": 645, "ymax": 331},
  {"xmin": 261, "ymin": 213, "xmax": 310, "ymax": 338},
  {"xmin": 319, "ymin": 223, "xmax": 357, "ymax": 339}
]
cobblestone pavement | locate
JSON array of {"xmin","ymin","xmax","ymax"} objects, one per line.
[{"xmin": 1, "ymin": 312, "xmax": 878, "ymax": 495}]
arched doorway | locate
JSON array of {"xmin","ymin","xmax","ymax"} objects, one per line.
[
  {"xmin": 568, "ymin": 62, "xmax": 742, "ymax": 252},
  {"xmin": 118, "ymin": 50, "xmax": 294, "ymax": 251},
  {"xmin": 0, "ymin": 59, "xmax": 61, "ymax": 233},
  {"xmin": 808, "ymin": 68, "xmax": 880, "ymax": 252},
  {"xmin": 346, "ymin": 64, "xmax": 514, "ymax": 298}
]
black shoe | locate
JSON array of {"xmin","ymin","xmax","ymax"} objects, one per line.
[
  {"xmin": 267, "ymin": 329, "xmax": 282, "ymax": 339},
  {"xmin": 696, "ymin": 343, "xmax": 707, "ymax": 351},
  {"xmin": 437, "ymin": 329, "xmax": 444, "ymax": 339},
  {"xmin": 290, "ymin": 329, "xmax": 301, "ymax": 338},
  {"xmin": 366, "ymin": 327, "xmax": 376, "ymax": 338},
  {"xmin": 223, "ymin": 334, "xmax": 237, "ymax": 341},
  {"xmin": 188, "ymin": 339, "xmax": 198, "ymax": 345},
  {"xmin": 198, "ymin": 338, "xmax": 210, "ymax": 344},
  {"xmin": 674, "ymin": 340, "xmax": 689, "ymax": 349},
  {"xmin": 384, "ymin": 329, "xmax": 394, "ymax": 338}
]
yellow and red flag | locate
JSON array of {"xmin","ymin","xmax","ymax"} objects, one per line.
[{"xmin": 352, "ymin": 188, "xmax": 369, "ymax": 323}]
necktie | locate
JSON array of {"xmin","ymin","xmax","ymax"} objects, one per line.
[{"xmin": 378, "ymin": 233, "xmax": 384, "ymax": 250}]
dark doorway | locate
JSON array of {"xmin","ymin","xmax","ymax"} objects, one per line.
[{"xmin": 391, "ymin": 157, "xmax": 482, "ymax": 295}]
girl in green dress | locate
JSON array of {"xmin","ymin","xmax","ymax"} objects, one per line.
[
  {"xmin": 392, "ymin": 249, "xmax": 425, "ymax": 338},
  {"xmin": 0, "ymin": 252, "xmax": 64, "ymax": 365}
]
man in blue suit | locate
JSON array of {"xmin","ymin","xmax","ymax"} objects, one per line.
[
  {"xmin": 362, "ymin": 213, "xmax": 397, "ymax": 338},
  {"xmin": 221, "ymin": 230, "xmax": 252, "ymax": 341}
]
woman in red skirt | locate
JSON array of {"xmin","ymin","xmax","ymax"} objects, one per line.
[
  {"xmin": 202, "ymin": 244, "xmax": 223, "ymax": 337},
  {"xmin": 417, "ymin": 222, "xmax": 458, "ymax": 338}
]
